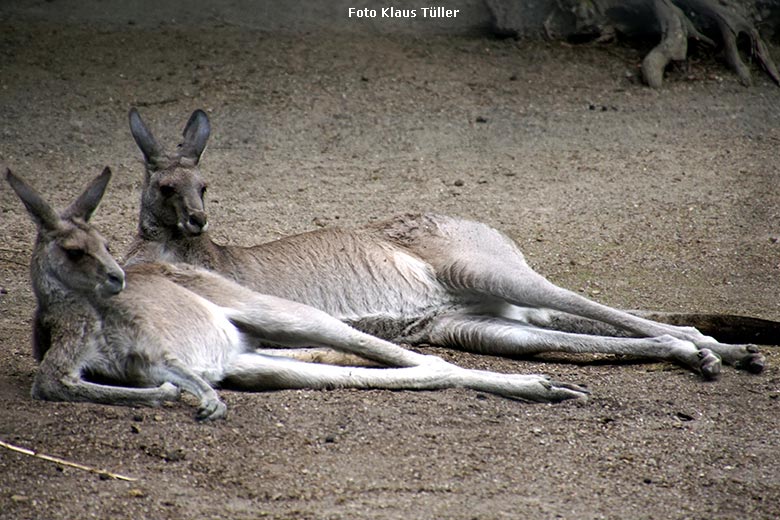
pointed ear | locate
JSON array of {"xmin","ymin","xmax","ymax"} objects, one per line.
[
  {"xmin": 178, "ymin": 109, "xmax": 210, "ymax": 163},
  {"xmin": 63, "ymin": 167, "xmax": 112, "ymax": 222},
  {"xmin": 5, "ymin": 168, "xmax": 62, "ymax": 231},
  {"xmin": 129, "ymin": 107, "xmax": 163, "ymax": 165}
]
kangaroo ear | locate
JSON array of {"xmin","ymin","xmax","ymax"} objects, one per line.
[
  {"xmin": 63, "ymin": 167, "xmax": 112, "ymax": 222},
  {"xmin": 178, "ymin": 109, "xmax": 210, "ymax": 164},
  {"xmin": 129, "ymin": 107, "xmax": 163, "ymax": 165},
  {"xmin": 5, "ymin": 168, "xmax": 62, "ymax": 231}
]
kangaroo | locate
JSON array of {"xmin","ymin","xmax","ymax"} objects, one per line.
[
  {"xmin": 124, "ymin": 108, "xmax": 773, "ymax": 380},
  {"xmin": 7, "ymin": 167, "xmax": 596, "ymax": 420}
]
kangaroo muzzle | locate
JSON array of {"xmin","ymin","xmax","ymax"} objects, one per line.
[{"xmin": 180, "ymin": 208, "xmax": 209, "ymax": 235}]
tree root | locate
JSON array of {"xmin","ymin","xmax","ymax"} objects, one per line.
[
  {"xmin": 643, "ymin": 0, "xmax": 713, "ymax": 87},
  {"xmin": 487, "ymin": 0, "xmax": 779, "ymax": 88},
  {"xmin": 644, "ymin": 0, "xmax": 780, "ymax": 87}
]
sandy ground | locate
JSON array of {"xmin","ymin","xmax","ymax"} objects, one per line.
[{"xmin": 1, "ymin": 5, "xmax": 780, "ymax": 520}]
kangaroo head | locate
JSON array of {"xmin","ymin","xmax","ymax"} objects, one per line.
[
  {"xmin": 6, "ymin": 167, "xmax": 126, "ymax": 299},
  {"xmin": 129, "ymin": 107, "xmax": 211, "ymax": 237}
]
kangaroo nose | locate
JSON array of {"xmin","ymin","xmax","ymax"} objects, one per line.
[
  {"xmin": 187, "ymin": 212, "xmax": 208, "ymax": 233},
  {"xmin": 106, "ymin": 271, "xmax": 125, "ymax": 295}
]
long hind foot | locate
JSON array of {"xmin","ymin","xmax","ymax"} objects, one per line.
[
  {"xmin": 699, "ymin": 343, "xmax": 765, "ymax": 374},
  {"xmin": 459, "ymin": 370, "xmax": 590, "ymax": 403},
  {"xmin": 733, "ymin": 345, "xmax": 765, "ymax": 374},
  {"xmin": 540, "ymin": 379, "xmax": 591, "ymax": 402},
  {"xmin": 697, "ymin": 348, "xmax": 721, "ymax": 380}
]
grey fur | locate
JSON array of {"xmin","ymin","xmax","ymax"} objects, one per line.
[
  {"xmin": 123, "ymin": 109, "xmax": 767, "ymax": 379},
  {"xmin": 7, "ymin": 168, "xmax": 589, "ymax": 421}
]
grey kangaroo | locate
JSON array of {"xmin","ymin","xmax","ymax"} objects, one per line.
[
  {"xmin": 124, "ymin": 108, "xmax": 774, "ymax": 380},
  {"xmin": 7, "ymin": 168, "xmax": 593, "ymax": 420}
]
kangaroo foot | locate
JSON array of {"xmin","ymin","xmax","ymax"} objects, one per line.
[
  {"xmin": 734, "ymin": 345, "xmax": 765, "ymax": 374},
  {"xmin": 698, "ymin": 348, "xmax": 721, "ymax": 380}
]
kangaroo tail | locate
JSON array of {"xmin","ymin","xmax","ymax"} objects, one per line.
[{"xmin": 631, "ymin": 311, "xmax": 780, "ymax": 346}]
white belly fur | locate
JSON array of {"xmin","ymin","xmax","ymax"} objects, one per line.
[{"xmin": 172, "ymin": 294, "xmax": 249, "ymax": 382}]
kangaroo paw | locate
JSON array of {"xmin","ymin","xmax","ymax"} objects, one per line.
[
  {"xmin": 701, "ymin": 343, "xmax": 766, "ymax": 374},
  {"xmin": 196, "ymin": 397, "xmax": 227, "ymax": 421},
  {"xmin": 539, "ymin": 379, "xmax": 590, "ymax": 403},
  {"xmin": 698, "ymin": 348, "xmax": 721, "ymax": 380},
  {"xmin": 734, "ymin": 345, "xmax": 765, "ymax": 374}
]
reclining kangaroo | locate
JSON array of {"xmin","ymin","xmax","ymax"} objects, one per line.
[
  {"xmin": 124, "ymin": 108, "xmax": 774, "ymax": 378},
  {"xmin": 7, "ymin": 168, "xmax": 594, "ymax": 420}
]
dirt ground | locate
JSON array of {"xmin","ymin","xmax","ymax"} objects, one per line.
[{"xmin": 1, "ymin": 5, "xmax": 780, "ymax": 520}]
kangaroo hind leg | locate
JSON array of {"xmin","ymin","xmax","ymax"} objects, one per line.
[
  {"xmin": 424, "ymin": 224, "xmax": 763, "ymax": 373},
  {"xmin": 426, "ymin": 314, "xmax": 722, "ymax": 379},
  {"xmin": 221, "ymin": 351, "xmax": 588, "ymax": 402},
  {"xmin": 492, "ymin": 272, "xmax": 764, "ymax": 372}
]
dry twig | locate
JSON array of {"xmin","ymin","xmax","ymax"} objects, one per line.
[{"xmin": 0, "ymin": 438, "xmax": 138, "ymax": 481}]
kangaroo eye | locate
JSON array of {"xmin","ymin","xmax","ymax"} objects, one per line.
[
  {"xmin": 63, "ymin": 247, "xmax": 85, "ymax": 261},
  {"xmin": 159, "ymin": 185, "xmax": 175, "ymax": 198}
]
